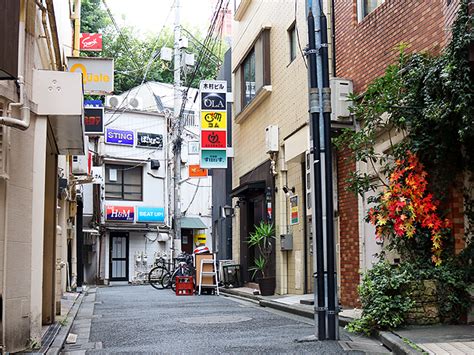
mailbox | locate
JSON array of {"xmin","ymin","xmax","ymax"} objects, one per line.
[{"xmin": 280, "ymin": 234, "xmax": 293, "ymax": 251}]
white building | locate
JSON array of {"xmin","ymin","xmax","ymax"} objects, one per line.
[{"xmin": 82, "ymin": 82, "xmax": 213, "ymax": 285}]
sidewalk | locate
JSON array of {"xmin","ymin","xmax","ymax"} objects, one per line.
[{"xmin": 220, "ymin": 287, "xmax": 474, "ymax": 355}]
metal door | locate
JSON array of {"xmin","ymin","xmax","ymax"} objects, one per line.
[{"xmin": 109, "ymin": 232, "xmax": 129, "ymax": 281}]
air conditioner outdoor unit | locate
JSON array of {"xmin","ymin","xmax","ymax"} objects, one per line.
[
  {"xmin": 127, "ymin": 97, "xmax": 143, "ymax": 110},
  {"xmin": 72, "ymin": 155, "xmax": 89, "ymax": 175},
  {"xmin": 330, "ymin": 78, "xmax": 353, "ymax": 121},
  {"xmin": 106, "ymin": 95, "xmax": 124, "ymax": 109},
  {"xmin": 265, "ymin": 125, "xmax": 279, "ymax": 153}
]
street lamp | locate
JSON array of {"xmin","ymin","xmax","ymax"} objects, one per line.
[{"xmin": 222, "ymin": 205, "xmax": 234, "ymax": 218}]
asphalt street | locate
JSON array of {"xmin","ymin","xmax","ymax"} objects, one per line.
[{"xmin": 77, "ymin": 285, "xmax": 364, "ymax": 354}]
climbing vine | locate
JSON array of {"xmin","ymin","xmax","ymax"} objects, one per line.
[{"xmin": 336, "ymin": 0, "xmax": 474, "ymax": 259}]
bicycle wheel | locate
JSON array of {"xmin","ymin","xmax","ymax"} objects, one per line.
[
  {"xmin": 161, "ymin": 271, "xmax": 172, "ymax": 289},
  {"xmin": 148, "ymin": 266, "xmax": 167, "ymax": 290}
]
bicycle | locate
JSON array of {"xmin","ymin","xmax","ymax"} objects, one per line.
[
  {"xmin": 148, "ymin": 256, "xmax": 172, "ymax": 290},
  {"xmin": 161, "ymin": 253, "xmax": 194, "ymax": 291}
]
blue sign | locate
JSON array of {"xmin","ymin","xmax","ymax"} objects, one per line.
[
  {"xmin": 200, "ymin": 149, "xmax": 227, "ymax": 169},
  {"xmin": 136, "ymin": 207, "xmax": 165, "ymax": 223},
  {"xmin": 106, "ymin": 128, "xmax": 134, "ymax": 146},
  {"xmin": 84, "ymin": 100, "xmax": 103, "ymax": 107}
]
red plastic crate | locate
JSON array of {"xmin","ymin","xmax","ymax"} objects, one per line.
[{"xmin": 175, "ymin": 276, "xmax": 194, "ymax": 296}]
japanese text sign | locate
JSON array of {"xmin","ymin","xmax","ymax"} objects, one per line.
[
  {"xmin": 188, "ymin": 165, "xmax": 208, "ymax": 178},
  {"xmin": 201, "ymin": 111, "xmax": 226, "ymax": 129},
  {"xmin": 201, "ymin": 130, "xmax": 226, "ymax": 149}
]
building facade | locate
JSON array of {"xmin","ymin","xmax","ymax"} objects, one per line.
[
  {"xmin": 81, "ymin": 82, "xmax": 214, "ymax": 285},
  {"xmin": 0, "ymin": 0, "xmax": 85, "ymax": 351},
  {"xmin": 333, "ymin": 0, "xmax": 466, "ymax": 307}
]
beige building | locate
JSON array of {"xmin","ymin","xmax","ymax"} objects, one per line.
[
  {"xmin": 230, "ymin": 0, "xmax": 336, "ymax": 295},
  {"xmin": 0, "ymin": 0, "xmax": 85, "ymax": 352}
]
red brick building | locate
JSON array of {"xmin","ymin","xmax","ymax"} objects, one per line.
[{"xmin": 333, "ymin": 0, "xmax": 464, "ymax": 307}]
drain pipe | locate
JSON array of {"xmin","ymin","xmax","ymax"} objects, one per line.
[{"xmin": 0, "ymin": 77, "xmax": 31, "ymax": 131}]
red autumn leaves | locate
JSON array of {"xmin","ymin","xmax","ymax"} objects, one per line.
[{"xmin": 368, "ymin": 152, "xmax": 451, "ymax": 265}]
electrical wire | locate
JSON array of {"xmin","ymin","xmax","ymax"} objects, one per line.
[
  {"xmin": 295, "ymin": 0, "xmax": 308, "ymax": 68},
  {"xmin": 182, "ymin": 178, "xmax": 200, "ymax": 214}
]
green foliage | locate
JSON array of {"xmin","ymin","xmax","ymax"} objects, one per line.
[
  {"xmin": 247, "ymin": 222, "xmax": 275, "ymax": 279},
  {"xmin": 347, "ymin": 256, "xmax": 472, "ymax": 335},
  {"xmin": 79, "ymin": 0, "xmax": 226, "ymax": 94},
  {"xmin": 346, "ymin": 261, "xmax": 414, "ymax": 335},
  {"xmin": 80, "ymin": 0, "xmax": 111, "ymax": 33}
]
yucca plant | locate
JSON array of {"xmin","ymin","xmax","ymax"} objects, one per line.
[{"xmin": 248, "ymin": 222, "xmax": 275, "ymax": 279}]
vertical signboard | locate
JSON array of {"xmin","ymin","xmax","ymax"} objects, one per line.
[
  {"xmin": 199, "ymin": 80, "xmax": 228, "ymax": 169},
  {"xmin": 290, "ymin": 195, "xmax": 299, "ymax": 225}
]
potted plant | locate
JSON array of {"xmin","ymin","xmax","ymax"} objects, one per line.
[{"xmin": 248, "ymin": 221, "xmax": 275, "ymax": 296}]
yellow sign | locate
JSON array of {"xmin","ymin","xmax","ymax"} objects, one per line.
[
  {"xmin": 194, "ymin": 233, "xmax": 207, "ymax": 245},
  {"xmin": 201, "ymin": 111, "xmax": 227, "ymax": 130},
  {"xmin": 67, "ymin": 57, "xmax": 114, "ymax": 94}
]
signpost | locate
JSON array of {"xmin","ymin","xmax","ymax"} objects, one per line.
[
  {"xmin": 84, "ymin": 107, "xmax": 104, "ymax": 135},
  {"xmin": 67, "ymin": 57, "xmax": 114, "ymax": 94},
  {"xmin": 105, "ymin": 206, "xmax": 134, "ymax": 222},
  {"xmin": 79, "ymin": 33, "xmax": 103, "ymax": 51},
  {"xmin": 136, "ymin": 207, "xmax": 165, "ymax": 223},
  {"xmin": 105, "ymin": 128, "xmax": 134, "ymax": 146},
  {"xmin": 199, "ymin": 80, "xmax": 228, "ymax": 169}
]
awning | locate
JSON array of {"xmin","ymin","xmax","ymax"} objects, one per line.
[
  {"xmin": 230, "ymin": 180, "xmax": 266, "ymax": 198},
  {"xmin": 83, "ymin": 228, "xmax": 99, "ymax": 235},
  {"xmin": 181, "ymin": 217, "xmax": 207, "ymax": 229}
]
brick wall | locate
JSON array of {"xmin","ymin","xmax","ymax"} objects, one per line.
[
  {"xmin": 447, "ymin": 179, "xmax": 466, "ymax": 255},
  {"xmin": 337, "ymin": 148, "xmax": 360, "ymax": 307},
  {"xmin": 334, "ymin": 0, "xmax": 459, "ymax": 93}
]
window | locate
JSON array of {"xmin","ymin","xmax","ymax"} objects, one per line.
[
  {"xmin": 242, "ymin": 49, "xmax": 256, "ymax": 106},
  {"xmin": 357, "ymin": 0, "xmax": 385, "ymax": 21},
  {"xmin": 235, "ymin": 28, "xmax": 271, "ymax": 114},
  {"xmin": 288, "ymin": 24, "xmax": 297, "ymax": 63},
  {"xmin": 105, "ymin": 164, "xmax": 143, "ymax": 201}
]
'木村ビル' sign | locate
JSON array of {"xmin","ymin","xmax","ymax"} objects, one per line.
[
  {"xmin": 106, "ymin": 206, "xmax": 134, "ymax": 222},
  {"xmin": 105, "ymin": 128, "xmax": 134, "ymax": 146},
  {"xmin": 84, "ymin": 107, "xmax": 104, "ymax": 135},
  {"xmin": 136, "ymin": 132, "xmax": 163, "ymax": 149},
  {"xmin": 80, "ymin": 33, "xmax": 103, "ymax": 51},
  {"xmin": 199, "ymin": 80, "xmax": 228, "ymax": 169},
  {"xmin": 136, "ymin": 206, "xmax": 165, "ymax": 223}
]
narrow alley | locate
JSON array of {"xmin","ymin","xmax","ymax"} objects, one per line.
[{"xmin": 61, "ymin": 286, "xmax": 369, "ymax": 354}]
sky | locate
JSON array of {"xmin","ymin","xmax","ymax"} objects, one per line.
[{"xmin": 106, "ymin": 0, "xmax": 216, "ymax": 37}]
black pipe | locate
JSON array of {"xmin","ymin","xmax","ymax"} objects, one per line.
[
  {"xmin": 321, "ymin": 13, "xmax": 337, "ymax": 340},
  {"xmin": 308, "ymin": 9, "xmax": 326, "ymax": 341}
]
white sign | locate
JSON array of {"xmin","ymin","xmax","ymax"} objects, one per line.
[
  {"xmin": 188, "ymin": 141, "xmax": 200, "ymax": 155},
  {"xmin": 67, "ymin": 57, "xmax": 114, "ymax": 94}
]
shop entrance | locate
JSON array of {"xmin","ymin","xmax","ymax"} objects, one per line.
[
  {"xmin": 181, "ymin": 229, "xmax": 194, "ymax": 254},
  {"xmin": 109, "ymin": 232, "xmax": 129, "ymax": 281}
]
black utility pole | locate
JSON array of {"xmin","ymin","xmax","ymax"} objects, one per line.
[
  {"xmin": 307, "ymin": 9, "xmax": 326, "ymax": 341},
  {"xmin": 307, "ymin": 0, "xmax": 338, "ymax": 340},
  {"xmin": 320, "ymin": 13, "xmax": 338, "ymax": 340}
]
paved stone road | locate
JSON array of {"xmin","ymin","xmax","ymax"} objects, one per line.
[{"xmin": 61, "ymin": 285, "xmax": 369, "ymax": 354}]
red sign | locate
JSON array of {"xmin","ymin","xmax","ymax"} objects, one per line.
[
  {"xmin": 201, "ymin": 130, "xmax": 226, "ymax": 149},
  {"xmin": 188, "ymin": 165, "xmax": 208, "ymax": 178},
  {"xmin": 80, "ymin": 33, "xmax": 103, "ymax": 51},
  {"xmin": 106, "ymin": 206, "xmax": 134, "ymax": 222}
]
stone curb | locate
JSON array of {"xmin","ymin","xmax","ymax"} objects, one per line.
[
  {"xmin": 220, "ymin": 288, "xmax": 420, "ymax": 354},
  {"xmin": 45, "ymin": 291, "xmax": 86, "ymax": 355}
]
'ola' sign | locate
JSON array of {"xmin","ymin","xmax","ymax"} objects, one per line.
[{"xmin": 67, "ymin": 57, "xmax": 114, "ymax": 94}]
